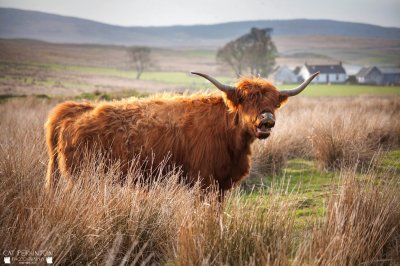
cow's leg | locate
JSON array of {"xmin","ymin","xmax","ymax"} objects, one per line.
[
  {"xmin": 45, "ymin": 152, "xmax": 60, "ymax": 191},
  {"xmin": 57, "ymin": 147, "xmax": 80, "ymax": 191}
]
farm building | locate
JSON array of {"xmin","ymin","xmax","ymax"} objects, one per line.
[
  {"xmin": 299, "ymin": 63, "xmax": 347, "ymax": 84},
  {"xmin": 356, "ymin": 66, "xmax": 400, "ymax": 85},
  {"xmin": 271, "ymin": 65, "xmax": 299, "ymax": 84},
  {"xmin": 356, "ymin": 66, "xmax": 381, "ymax": 84}
]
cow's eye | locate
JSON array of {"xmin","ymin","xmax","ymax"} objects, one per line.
[{"xmin": 276, "ymin": 103, "xmax": 281, "ymax": 108}]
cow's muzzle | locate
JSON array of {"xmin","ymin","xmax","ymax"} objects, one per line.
[{"xmin": 256, "ymin": 112, "xmax": 275, "ymax": 139}]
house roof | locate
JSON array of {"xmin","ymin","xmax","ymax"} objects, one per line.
[
  {"xmin": 356, "ymin": 66, "xmax": 379, "ymax": 78},
  {"xmin": 356, "ymin": 66, "xmax": 400, "ymax": 77},
  {"xmin": 305, "ymin": 64, "xmax": 346, "ymax": 74}
]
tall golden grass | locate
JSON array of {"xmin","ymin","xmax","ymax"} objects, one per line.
[
  {"xmin": 0, "ymin": 96, "xmax": 399, "ymax": 265},
  {"xmin": 294, "ymin": 170, "xmax": 400, "ymax": 265},
  {"xmin": 251, "ymin": 96, "xmax": 400, "ymax": 175}
]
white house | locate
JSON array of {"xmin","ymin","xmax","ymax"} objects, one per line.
[
  {"xmin": 299, "ymin": 63, "xmax": 347, "ymax": 84},
  {"xmin": 271, "ymin": 65, "xmax": 298, "ymax": 84}
]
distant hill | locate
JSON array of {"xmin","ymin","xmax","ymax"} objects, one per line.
[{"xmin": 1, "ymin": 8, "xmax": 400, "ymax": 48}]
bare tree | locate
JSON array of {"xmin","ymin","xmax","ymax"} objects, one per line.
[
  {"xmin": 216, "ymin": 41, "xmax": 246, "ymax": 77},
  {"xmin": 217, "ymin": 28, "xmax": 277, "ymax": 77},
  {"xmin": 128, "ymin": 46, "xmax": 152, "ymax": 80}
]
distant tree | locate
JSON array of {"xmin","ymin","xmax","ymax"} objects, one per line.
[
  {"xmin": 128, "ymin": 46, "xmax": 152, "ymax": 79},
  {"xmin": 217, "ymin": 28, "xmax": 277, "ymax": 77},
  {"xmin": 216, "ymin": 41, "xmax": 246, "ymax": 77}
]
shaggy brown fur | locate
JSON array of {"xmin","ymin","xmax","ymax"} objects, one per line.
[{"xmin": 45, "ymin": 77, "xmax": 289, "ymax": 194}]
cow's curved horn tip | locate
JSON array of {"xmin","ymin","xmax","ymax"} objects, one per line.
[
  {"xmin": 309, "ymin": 71, "xmax": 320, "ymax": 80},
  {"xmin": 190, "ymin": 71, "xmax": 203, "ymax": 76}
]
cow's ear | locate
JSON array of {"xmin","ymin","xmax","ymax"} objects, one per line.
[
  {"xmin": 278, "ymin": 93, "xmax": 289, "ymax": 108},
  {"xmin": 225, "ymin": 90, "xmax": 242, "ymax": 106}
]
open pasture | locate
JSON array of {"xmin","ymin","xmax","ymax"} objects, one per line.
[{"xmin": 1, "ymin": 61, "xmax": 399, "ymax": 98}]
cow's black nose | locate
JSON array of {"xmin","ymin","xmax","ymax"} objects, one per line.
[{"xmin": 259, "ymin": 112, "xmax": 275, "ymax": 128}]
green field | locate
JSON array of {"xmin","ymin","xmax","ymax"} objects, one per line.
[
  {"xmin": 45, "ymin": 63, "xmax": 233, "ymax": 86},
  {"xmin": 32, "ymin": 63, "xmax": 400, "ymax": 96},
  {"xmin": 1, "ymin": 61, "xmax": 400, "ymax": 97}
]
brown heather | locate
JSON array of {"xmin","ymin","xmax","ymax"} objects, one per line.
[{"xmin": 0, "ymin": 96, "xmax": 399, "ymax": 265}]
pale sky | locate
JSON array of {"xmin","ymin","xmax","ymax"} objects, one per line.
[{"xmin": 0, "ymin": 0, "xmax": 399, "ymax": 28}]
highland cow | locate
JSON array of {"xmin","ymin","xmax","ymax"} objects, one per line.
[{"xmin": 45, "ymin": 72, "xmax": 319, "ymax": 195}]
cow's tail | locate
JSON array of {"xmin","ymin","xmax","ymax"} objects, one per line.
[
  {"xmin": 45, "ymin": 101, "xmax": 93, "ymax": 190},
  {"xmin": 45, "ymin": 125, "xmax": 59, "ymax": 191}
]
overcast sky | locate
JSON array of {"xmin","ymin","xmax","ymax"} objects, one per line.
[{"xmin": 0, "ymin": 0, "xmax": 399, "ymax": 27}]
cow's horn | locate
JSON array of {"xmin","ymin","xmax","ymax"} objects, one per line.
[
  {"xmin": 279, "ymin": 72, "xmax": 319, "ymax": 96},
  {"xmin": 191, "ymin": 72, "xmax": 235, "ymax": 92}
]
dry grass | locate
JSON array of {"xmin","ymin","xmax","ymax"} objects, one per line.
[
  {"xmin": 294, "ymin": 170, "xmax": 400, "ymax": 265},
  {"xmin": 0, "ymin": 96, "xmax": 399, "ymax": 265},
  {"xmin": 309, "ymin": 98, "xmax": 400, "ymax": 170},
  {"xmin": 250, "ymin": 96, "xmax": 400, "ymax": 174},
  {"xmin": 176, "ymin": 189, "xmax": 295, "ymax": 266}
]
